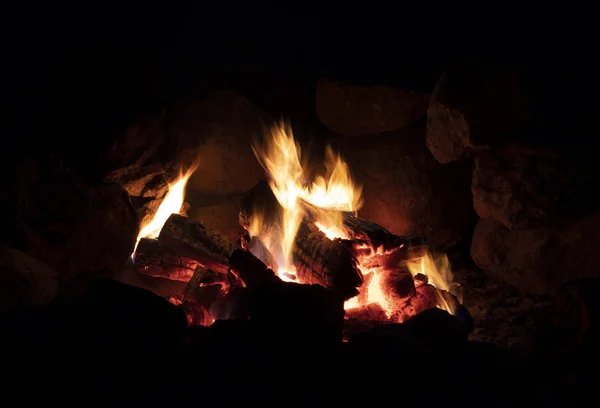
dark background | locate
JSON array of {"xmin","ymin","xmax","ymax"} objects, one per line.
[{"xmin": 2, "ymin": 5, "xmax": 598, "ymax": 160}]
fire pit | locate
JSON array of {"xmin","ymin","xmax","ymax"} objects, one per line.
[{"xmin": 131, "ymin": 121, "xmax": 468, "ymax": 335}]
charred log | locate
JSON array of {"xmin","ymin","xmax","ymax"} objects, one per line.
[
  {"xmin": 228, "ymin": 248, "xmax": 280, "ymax": 290},
  {"xmin": 182, "ymin": 265, "xmax": 237, "ymax": 326},
  {"xmin": 134, "ymin": 238, "xmax": 201, "ymax": 282},
  {"xmin": 292, "ymin": 222, "xmax": 362, "ymax": 299},
  {"xmin": 341, "ymin": 212, "xmax": 426, "ymax": 250},
  {"xmin": 238, "ymin": 233, "xmax": 278, "ymax": 271},
  {"xmin": 158, "ymin": 214, "xmax": 237, "ymax": 274}
]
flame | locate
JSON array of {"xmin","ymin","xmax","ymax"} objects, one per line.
[
  {"xmin": 250, "ymin": 121, "xmax": 460, "ymax": 322},
  {"xmin": 405, "ymin": 252, "xmax": 461, "ymax": 315},
  {"xmin": 252, "ymin": 121, "xmax": 362, "ymax": 281},
  {"xmin": 132, "ymin": 166, "xmax": 197, "ymax": 256}
]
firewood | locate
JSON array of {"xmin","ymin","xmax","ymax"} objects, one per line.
[
  {"xmin": 292, "ymin": 222, "xmax": 362, "ymax": 299},
  {"xmin": 183, "ymin": 265, "xmax": 229, "ymax": 306},
  {"xmin": 133, "ymin": 238, "xmax": 201, "ymax": 282},
  {"xmin": 238, "ymin": 233, "xmax": 278, "ymax": 271},
  {"xmin": 341, "ymin": 212, "xmax": 426, "ymax": 250},
  {"xmin": 228, "ymin": 248, "xmax": 280, "ymax": 290},
  {"xmin": 158, "ymin": 214, "xmax": 237, "ymax": 274}
]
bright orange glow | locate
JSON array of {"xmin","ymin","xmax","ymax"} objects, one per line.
[
  {"xmin": 132, "ymin": 166, "xmax": 197, "ymax": 256},
  {"xmin": 252, "ymin": 121, "xmax": 362, "ymax": 281},
  {"xmin": 250, "ymin": 120, "xmax": 460, "ymax": 321}
]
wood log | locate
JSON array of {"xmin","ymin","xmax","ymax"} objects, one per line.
[
  {"xmin": 133, "ymin": 238, "xmax": 201, "ymax": 282},
  {"xmin": 228, "ymin": 248, "xmax": 280, "ymax": 290},
  {"xmin": 158, "ymin": 213, "xmax": 237, "ymax": 274},
  {"xmin": 292, "ymin": 222, "xmax": 362, "ymax": 299},
  {"xmin": 341, "ymin": 212, "xmax": 426, "ymax": 250},
  {"xmin": 183, "ymin": 265, "xmax": 230, "ymax": 306},
  {"xmin": 238, "ymin": 233, "xmax": 278, "ymax": 271}
]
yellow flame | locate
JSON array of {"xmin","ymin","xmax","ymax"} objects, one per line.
[
  {"xmin": 405, "ymin": 251, "xmax": 461, "ymax": 315},
  {"xmin": 252, "ymin": 121, "xmax": 362, "ymax": 281},
  {"xmin": 250, "ymin": 121, "xmax": 459, "ymax": 321},
  {"xmin": 132, "ymin": 166, "xmax": 196, "ymax": 255}
]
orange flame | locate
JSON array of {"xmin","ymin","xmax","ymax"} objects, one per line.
[
  {"xmin": 251, "ymin": 121, "xmax": 459, "ymax": 320},
  {"xmin": 252, "ymin": 121, "xmax": 362, "ymax": 281},
  {"xmin": 132, "ymin": 166, "xmax": 197, "ymax": 256}
]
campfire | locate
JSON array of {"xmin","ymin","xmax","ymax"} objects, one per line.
[{"xmin": 133, "ymin": 121, "xmax": 464, "ymax": 332}]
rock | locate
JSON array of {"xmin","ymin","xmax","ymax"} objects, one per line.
[
  {"xmin": 426, "ymin": 61, "xmax": 530, "ymax": 163},
  {"xmin": 171, "ymin": 90, "xmax": 271, "ymax": 196},
  {"xmin": 468, "ymin": 305, "xmax": 487, "ymax": 318},
  {"xmin": 471, "ymin": 214, "xmax": 600, "ymax": 295},
  {"xmin": 316, "ymin": 78, "xmax": 429, "ymax": 137},
  {"xmin": 492, "ymin": 307, "xmax": 510, "ymax": 320},
  {"xmin": 332, "ymin": 123, "xmax": 475, "ymax": 250},
  {"xmin": 106, "ymin": 90, "xmax": 271, "ymax": 229},
  {"xmin": 0, "ymin": 244, "xmax": 58, "ymax": 311},
  {"xmin": 188, "ymin": 201, "xmax": 245, "ymax": 243},
  {"xmin": 1, "ymin": 153, "xmax": 138, "ymax": 285},
  {"xmin": 557, "ymin": 278, "xmax": 600, "ymax": 347},
  {"xmin": 519, "ymin": 298, "xmax": 535, "ymax": 310},
  {"xmin": 472, "ymin": 144, "xmax": 570, "ymax": 230},
  {"xmin": 27, "ymin": 182, "xmax": 137, "ymax": 282}
]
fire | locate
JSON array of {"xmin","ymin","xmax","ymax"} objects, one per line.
[
  {"xmin": 251, "ymin": 121, "xmax": 362, "ymax": 281},
  {"xmin": 132, "ymin": 166, "xmax": 196, "ymax": 255},
  {"xmin": 251, "ymin": 121, "xmax": 460, "ymax": 321}
]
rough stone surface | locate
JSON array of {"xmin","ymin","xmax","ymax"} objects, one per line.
[
  {"xmin": 171, "ymin": 90, "xmax": 271, "ymax": 196},
  {"xmin": 472, "ymin": 144, "xmax": 570, "ymax": 230},
  {"xmin": 316, "ymin": 78, "xmax": 429, "ymax": 137},
  {"xmin": 331, "ymin": 123, "xmax": 475, "ymax": 250},
  {"xmin": 426, "ymin": 62, "xmax": 530, "ymax": 163},
  {"xmin": 0, "ymin": 244, "xmax": 59, "ymax": 311},
  {"xmin": 455, "ymin": 262, "xmax": 600, "ymax": 354},
  {"xmin": 106, "ymin": 90, "xmax": 271, "ymax": 227},
  {"xmin": 2, "ymin": 155, "xmax": 138, "ymax": 285},
  {"xmin": 470, "ymin": 214, "xmax": 600, "ymax": 295},
  {"xmin": 188, "ymin": 201, "xmax": 246, "ymax": 243}
]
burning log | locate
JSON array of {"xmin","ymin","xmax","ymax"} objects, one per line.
[
  {"xmin": 292, "ymin": 222, "xmax": 362, "ymax": 299},
  {"xmin": 134, "ymin": 238, "xmax": 201, "ymax": 282},
  {"xmin": 158, "ymin": 213, "xmax": 237, "ymax": 274},
  {"xmin": 182, "ymin": 265, "xmax": 236, "ymax": 325},
  {"xmin": 229, "ymin": 248, "xmax": 280, "ymax": 290},
  {"xmin": 239, "ymin": 233, "xmax": 278, "ymax": 271},
  {"xmin": 180, "ymin": 248, "xmax": 280, "ymax": 325}
]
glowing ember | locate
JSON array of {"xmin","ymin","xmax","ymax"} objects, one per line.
[
  {"xmin": 250, "ymin": 121, "xmax": 461, "ymax": 322},
  {"xmin": 132, "ymin": 166, "xmax": 197, "ymax": 256}
]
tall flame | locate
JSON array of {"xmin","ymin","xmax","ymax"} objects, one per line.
[
  {"xmin": 252, "ymin": 121, "xmax": 362, "ymax": 281},
  {"xmin": 251, "ymin": 121, "xmax": 460, "ymax": 320},
  {"xmin": 132, "ymin": 166, "xmax": 197, "ymax": 256}
]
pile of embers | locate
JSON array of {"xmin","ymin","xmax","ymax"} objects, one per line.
[{"xmin": 133, "ymin": 180, "xmax": 470, "ymax": 336}]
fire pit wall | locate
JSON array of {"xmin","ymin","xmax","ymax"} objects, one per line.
[{"xmin": 2, "ymin": 60, "xmax": 600, "ymax": 352}]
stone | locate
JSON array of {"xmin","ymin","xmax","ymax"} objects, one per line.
[
  {"xmin": 492, "ymin": 307, "xmax": 510, "ymax": 320},
  {"xmin": 472, "ymin": 144, "xmax": 570, "ymax": 230},
  {"xmin": 0, "ymin": 244, "xmax": 58, "ymax": 311},
  {"xmin": 468, "ymin": 305, "xmax": 487, "ymax": 318},
  {"xmin": 426, "ymin": 61, "xmax": 530, "ymax": 163},
  {"xmin": 26, "ymin": 182, "xmax": 138, "ymax": 282},
  {"xmin": 316, "ymin": 78, "xmax": 429, "ymax": 137},
  {"xmin": 331, "ymin": 123, "xmax": 475, "ymax": 250},
  {"xmin": 188, "ymin": 201, "xmax": 246, "ymax": 243},
  {"xmin": 170, "ymin": 90, "xmax": 271, "ymax": 196},
  {"xmin": 1, "ymin": 153, "xmax": 138, "ymax": 285},
  {"xmin": 471, "ymin": 214, "xmax": 600, "ymax": 295},
  {"xmin": 519, "ymin": 298, "xmax": 535, "ymax": 310},
  {"xmin": 106, "ymin": 90, "xmax": 272, "ymax": 230}
]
